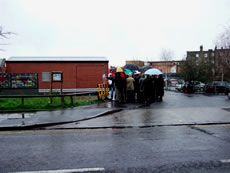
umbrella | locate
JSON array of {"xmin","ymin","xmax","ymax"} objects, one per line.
[
  {"xmin": 110, "ymin": 67, "xmax": 123, "ymax": 73},
  {"xmin": 111, "ymin": 67, "xmax": 133, "ymax": 75},
  {"xmin": 123, "ymin": 68, "xmax": 133, "ymax": 75},
  {"xmin": 144, "ymin": 68, "xmax": 162, "ymax": 75},
  {"xmin": 140, "ymin": 65, "xmax": 153, "ymax": 73},
  {"xmin": 110, "ymin": 67, "xmax": 128, "ymax": 79},
  {"xmin": 116, "ymin": 67, "xmax": 123, "ymax": 72},
  {"xmin": 124, "ymin": 64, "xmax": 140, "ymax": 71}
]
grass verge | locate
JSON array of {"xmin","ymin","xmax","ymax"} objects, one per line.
[{"xmin": 0, "ymin": 95, "xmax": 100, "ymax": 112}]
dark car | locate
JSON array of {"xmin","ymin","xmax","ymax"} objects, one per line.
[
  {"xmin": 224, "ymin": 82, "xmax": 230, "ymax": 95},
  {"xmin": 204, "ymin": 81, "xmax": 228, "ymax": 93}
]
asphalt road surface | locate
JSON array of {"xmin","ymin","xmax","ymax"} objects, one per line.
[{"xmin": 1, "ymin": 92, "xmax": 230, "ymax": 173}]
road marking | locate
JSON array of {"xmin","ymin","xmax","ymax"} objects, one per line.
[
  {"xmin": 220, "ymin": 159, "xmax": 230, "ymax": 163},
  {"xmin": 11, "ymin": 168, "xmax": 105, "ymax": 173},
  {"xmin": 192, "ymin": 123, "xmax": 230, "ymax": 128}
]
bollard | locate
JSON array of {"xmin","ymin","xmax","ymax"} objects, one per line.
[
  {"xmin": 70, "ymin": 95, "xmax": 74, "ymax": 105},
  {"xmin": 21, "ymin": 97, "xmax": 24, "ymax": 105},
  {"xmin": 60, "ymin": 96, "xmax": 64, "ymax": 105},
  {"xmin": 50, "ymin": 97, "xmax": 53, "ymax": 104}
]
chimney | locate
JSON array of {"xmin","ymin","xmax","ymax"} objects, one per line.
[{"xmin": 200, "ymin": 45, "xmax": 203, "ymax": 52}]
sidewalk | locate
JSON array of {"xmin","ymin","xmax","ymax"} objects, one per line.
[{"xmin": 0, "ymin": 101, "xmax": 143, "ymax": 131}]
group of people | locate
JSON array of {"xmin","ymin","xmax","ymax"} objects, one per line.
[{"xmin": 108, "ymin": 72, "xmax": 165, "ymax": 105}]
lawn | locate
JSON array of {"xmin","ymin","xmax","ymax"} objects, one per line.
[{"xmin": 0, "ymin": 95, "xmax": 99, "ymax": 112}]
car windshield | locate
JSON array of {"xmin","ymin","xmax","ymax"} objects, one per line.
[{"xmin": 213, "ymin": 82, "xmax": 225, "ymax": 86}]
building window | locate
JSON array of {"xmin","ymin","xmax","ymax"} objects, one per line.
[
  {"xmin": 42, "ymin": 72, "xmax": 50, "ymax": 82},
  {"xmin": 204, "ymin": 53, "xmax": 208, "ymax": 58},
  {"xmin": 212, "ymin": 52, "xmax": 215, "ymax": 57},
  {"xmin": 196, "ymin": 53, "xmax": 199, "ymax": 58}
]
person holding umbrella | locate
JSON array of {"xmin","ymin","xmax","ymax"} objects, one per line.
[
  {"xmin": 114, "ymin": 72, "xmax": 126, "ymax": 104},
  {"xmin": 156, "ymin": 74, "xmax": 165, "ymax": 101},
  {"xmin": 142, "ymin": 75, "xmax": 152, "ymax": 106},
  {"xmin": 126, "ymin": 73, "xmax": 135, "ymax": 103}
]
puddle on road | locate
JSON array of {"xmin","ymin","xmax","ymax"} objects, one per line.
[{"xmin": 0, "ymin": 113, "xmax": 34, "ymax": 120}]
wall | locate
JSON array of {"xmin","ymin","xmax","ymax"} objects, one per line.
[{"xmin": 6, "ymin": 61, "xmax": 108, "ymax": 92}]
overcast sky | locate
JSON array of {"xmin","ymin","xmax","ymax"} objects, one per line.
[{"xmin": 1, "ymin": 0, "xmax": 230, "ymax": 66}]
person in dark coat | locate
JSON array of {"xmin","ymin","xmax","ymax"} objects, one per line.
[
  {"xmin": 150, "ymin": 75, "xmax": 157, "ymax": 103},
  {"xmin": 114, "ymin": 72, "xmax": 126, "ymax": 103},
  {"xmin": 134, "ymin": 73, "xmax": 141, "ymax": 103},
  {"xmin": 156, "ymin": 74, "xmax": 165, "ymax": 101},
  {"xmin": 142, "ymin": 75, "xmax": 152, "ymax": 106},
  {"xmin": 139, "ymin": 74, "xmax": 145, "ymax": 103}
]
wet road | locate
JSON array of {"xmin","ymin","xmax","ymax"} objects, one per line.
[
  {"xmin": 1, "ymin": 125, "xmax": 230, "ymax": 172},
  {"xmin": 48, "ymin": 92, "xmax": 230, "ymax": 129},
  {"xmin": 1, "ymin": 92, "xmax": 230, "ymax": 172}
]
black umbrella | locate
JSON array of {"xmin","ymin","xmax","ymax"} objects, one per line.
[
  {"xmin": 123, "ymin": 64, "xmax": 140, "ymax": 71},
  {"xmin": 140, "ymin": 65, "xmax": 153, "ymax": 73}
]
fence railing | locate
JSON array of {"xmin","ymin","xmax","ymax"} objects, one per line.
[
  {"xmin": 0, "ymin": 91, "xmax": 98, "ymax": 105},
  {"xmin": 0, "ymin": 83, "xmax": 109, "ymax": 106}
]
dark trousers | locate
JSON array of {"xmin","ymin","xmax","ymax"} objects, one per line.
[{"xmin": 127, "ymin": 90, "xmax": 135, "ymax": 103}]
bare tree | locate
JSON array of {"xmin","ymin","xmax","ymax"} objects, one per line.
[
  {"xmin": 215, "ymin": 26, "xmax": 230, "ymax": 81},
  {"xmin": 160, "ymin": 48, "xmax": 174, "ymax": 62},
  {"xmin": 160, "ymin": 48, "xmax": 174, "ymax": 87},
  {"xmin": 215, "ymin": 26, "xmax": 230, "ymax": 48},
  {"xmin": 0, "ymin": 26, "xmax": 15, "ymax": 51}
]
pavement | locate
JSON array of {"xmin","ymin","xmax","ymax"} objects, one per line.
[
  {"xmin": 1, "ymin": 90, "xmax": 230, "ymax": 131},
  {"xmin": 0, "ymin": 100, "xmax": 144, "ymax": 131}
]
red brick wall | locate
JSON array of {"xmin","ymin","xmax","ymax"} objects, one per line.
[{"xmin": 6, "ymin": 62, "xmax": 108, "ymax": 90}]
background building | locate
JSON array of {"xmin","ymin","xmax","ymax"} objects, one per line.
[
  {"xmin": 186, "ymin": 45, "xmax": 230, "ymax": 81},
  {"xmin": 125, "ymin": 60, "xmax": 183, "ymax": 74},
  {"xmin": 148, "ymin": 61, "xmax": 182, "ymax": 74},
  {"xmin": 125, "ymin": 60, "xmax": 144, "ymax": 67}
]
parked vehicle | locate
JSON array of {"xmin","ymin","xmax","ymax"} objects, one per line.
[
  {"xmin": 176, "ymin": 81, "xmax": 204, "ymax": 93},
  {"xmin": 176, "ymin": 82, "xmax": 193, "ymax": 93},
  {"xmin": 193, "ymin": 81, "xmax": 205, "ymax": 92},
  {"xmin": 204, "ymin": 81, "xmax": 228, "ymax": 93},
  {"xmin": 175, "ymin": 80, "xmax": 185, "ymax": 92},
  {"xmin": 224, "ymin": 82, "xmax": 230, "ymax": 95},
  {"xmin": 169, "ymin": 78, "xmax": 178, "ymax": 87},
  {"xmin": 175, "ymin": 83, "xmax": 183, "ymax": 91}
]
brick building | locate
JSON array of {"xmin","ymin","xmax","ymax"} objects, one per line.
[
  {"xmin": 187, "ymin": 45, "xmax": 230, "ymax": 80},
  {"xmin": 125, "ymin": 60, "xmax": 144, "ymax": 67},
  {"xmin": 148, "ymin": 61, "xmax": 182, "ymax": 74},
  {"xmin": 6, "ymin": 57, "xmax": 109, "ymax": 93},
  {"xmin": 125, "ymin": 60, "xmax": 183, "ymax": 74}
]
